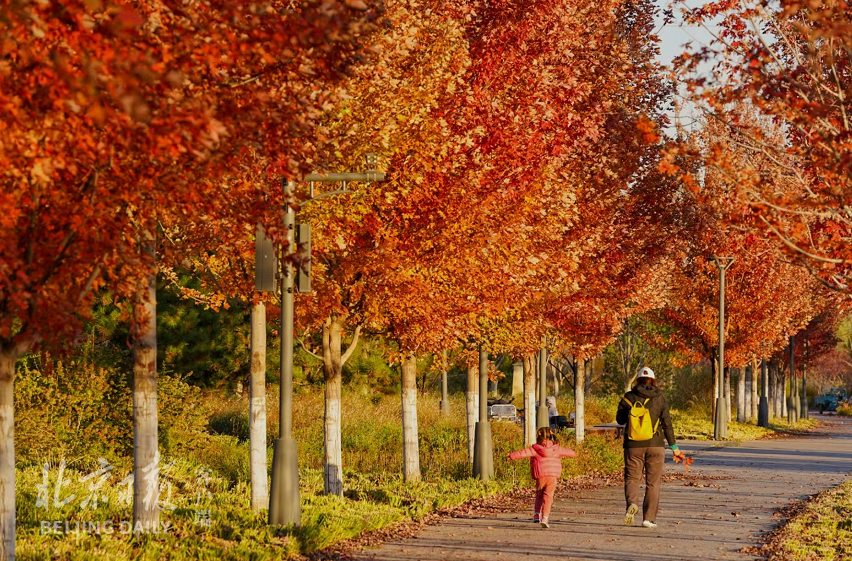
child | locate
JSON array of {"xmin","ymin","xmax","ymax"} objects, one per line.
[{"xmin": 508, "ymin": 427, "xmax": 577, "ymax": 528}]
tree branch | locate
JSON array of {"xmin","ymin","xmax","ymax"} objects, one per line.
[
  {"xmin": 297, "ymin": 337, "xmax": 323, "ymax": 362},
  {"xmin": 341, "ymin": 325, "xmax": 362, "ymax": 366}
]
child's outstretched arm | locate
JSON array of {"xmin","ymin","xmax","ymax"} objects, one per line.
[
  {"xmin": 508, "ymin": 446, "xmax": 537, "ymax": 460},
  {"xmin": 557, "ymin": 446, "xmax": 578, "ymax": 458}
]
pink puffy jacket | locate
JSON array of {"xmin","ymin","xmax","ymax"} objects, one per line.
[{"xmin": 509, "ymin": 440, "xmax": 577, "ymax": 479}]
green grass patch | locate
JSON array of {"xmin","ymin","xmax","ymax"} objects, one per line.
[
  {"xmin": 671, "ymin": 409, "xmax": 820, "ymax": 441},
  {"xmin": 773, "ymin": 480, "xmax": 852, "ymax": 560}
]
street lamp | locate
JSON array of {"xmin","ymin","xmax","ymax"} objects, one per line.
[
  {"xmin": 472, "ymin": 346, "xmax": 494, "ymax": 480},
  {"xmin": 707, "ymin": 256, "xmax": 734, "ymax": 440},
  {"xmin": 257, "ymin": 154, "xmax": 385, "ymax": 526}
]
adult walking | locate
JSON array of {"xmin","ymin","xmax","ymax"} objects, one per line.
[{"xmin": 616, "ymin": 367, "xmax": 684, "ymax": 528}]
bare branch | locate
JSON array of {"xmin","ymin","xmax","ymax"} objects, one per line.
[{"xmin": 341, "ymin": 325, "xmax": 362, "ymax": 366}]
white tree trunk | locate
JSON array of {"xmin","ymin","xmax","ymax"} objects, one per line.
[
  {"xmin": 737, "ymin": 367, "xmax": 746, "ymax": 422},
  {"xmin": 744, "ymin": 366, "xmax": 752, "ymax": 421},
  {"xmin": 768, "ymin": 364, "xmax": 776, "ymax": 418},
  {"xmin": 133, "ymin": 268, "xmax": 159, "ymax": 529},
  {"xmin": 401, "ymin": 352, "xmax": 421, "ymax": 481},
  {"xmin": 0, "ymin": 346, "xmax": 17, "ymax": 561},
  {"xmin": 324, "ymin": 378, "xmax": 343, "ymax": 493},
  {"xmin": 725, "ymin": 369, "xmax": 732, "ymax": 423},
  {"xmin": 551, "ymin": 363, "xmax": 560, "ymax": 396},
  {"xmin": 780, "ymin": 369, "xmax": 788, "ymax": 417},
  {"xmin": 575, "ymin": 359, "xmax": 585, "ymax": 443},
  {"xmin": 249, "ymin": 302, "xmax": 268, "ymax": 512},
  {"xmin": 322, "ymin": 315, "xmax": 345, "ymax": 496},
  {"xmin": 523, "ymin": 355, "xmax": 535, "ymax": 447},
  {"xmin": 750, "ymin": 359, "xmax": 759, "ymax": 421},
  {"xmin": 466, "ymin": 365, "xmax": 478, "ymax": 463},
  {"xmin": 511, "ymin": 362, "xmax": 523, "ymax": 398}
]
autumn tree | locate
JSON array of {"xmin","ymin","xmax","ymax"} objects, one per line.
[
  {"xmin": 676, "ymin": 0, "xmax": 852, "ymax": 290},
  {"xmin": 0, "ymin": 0, "xmax": 377, "ymax": 555}
]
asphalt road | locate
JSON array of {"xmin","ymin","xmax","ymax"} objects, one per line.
[{"xmin": 355, "ymin": 415, "xmax": 852, "ymax": 561}]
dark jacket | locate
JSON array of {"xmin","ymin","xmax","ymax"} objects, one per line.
[{"xmin": 616, "ymin": 384, "xmax": 676, "ymax": 449}]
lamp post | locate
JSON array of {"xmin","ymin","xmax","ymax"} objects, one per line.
[
  {"xmin": 472, "ymin": 346, "xmax": 494, "ymax": 479},
  {"xmin": 708, "ymin": 256, "xmax": 734, "ymax": 440},
  {"xmin": 261, "ymin": 154, "xmax": 385, "ymax": 526}
]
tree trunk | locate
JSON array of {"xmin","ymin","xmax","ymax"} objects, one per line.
[
  {"xmin": 743, "ymin": 364, "xmax": 752, "ymax": 421},
  {"xmin": 549, "ymin": 362, "xmax": 559, "ymax": 396},
  {"xmin": 584, "ymin": 358, "xmax": 593, "ymax": 397},
  {"xmin": 466, "ymin": 365, "xmax": 478, "ymax": 463},
  {"xmin": 750, "ymin": 358, "xmax": 759, "ymax": 421},
  {"xmin": 725, "ymin": 367, "xmax": 732, "ymax": 423},
  {"xmin": 133, "ymin": 268, "xmax": 159, "ymax": 530},
  {"xmin": 768, "ymin": 363, "xmax": 776, "ymax": 418},
  {"xmin": 575, "ymin": 359, "xmax": 586, "ymax": 442},
  {"xmin": 711, "ymin": 355, "xmax": 718, "ymax": 419},
  {"xmin": 522, "ymin": 355, "xmax": 535, "ymax": 447},
  {"xmin": 401, "ymin": 351, "xmax": 421, "ymax": 481},
  {"xmin": 774, "ymin": 364, "xmax": 783, "ymax": 418},
  {"xmin": 0, "ymin": 345, "xmax": 19, "ymax": 561},
  {"xmin": 440, "ymin": 350, "xmax": 450, "ymax": 416},
  {"xmin": 780, "ymin": 367, "xmax": 788, "ymax": 417},
  {"xmin": 511, "ymin": 362, "xmax": 523, "ymax": 398},
  {"xmin": 737, "ymin": 367, "xmax": 746, "ymax": 422},
  {"xmin": 322, "ymin": 315, "xmax": 344, "ymax": 496},
  {"xmin": 249, "ymin": 302, "xmax": 268, "ymax": 511}
]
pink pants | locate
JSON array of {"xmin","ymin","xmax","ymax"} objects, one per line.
[{"xmin": 534, "ymin": 477, "xmax": 558, "ymax": 517}]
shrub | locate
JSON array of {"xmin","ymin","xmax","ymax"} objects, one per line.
[
  {"xmin": 15, "ymin": 357, "xmax": 132, "ymax": 468},
  {"xmin": 16, "ymin": 357, "xmax": 212, "ymax": 470},
  {"xmin": 836, "ymin": 403, "xmax": 852, "ymax": 417},
  {"xmin": 208, "ymin": 408, "xmax": 251, "ymax": 442}
]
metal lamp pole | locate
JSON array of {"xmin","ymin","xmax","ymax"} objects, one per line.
[
  {"xmin": 708, "ymin": 256, "xmax": 734, "ymax": 440},
  {"xmin": 472, "ymin": 346, "xmax": 494, "ymax": 479},
  {"xmin": 264, "ymin": 155, "xmax": 385, "ymax": 526}
]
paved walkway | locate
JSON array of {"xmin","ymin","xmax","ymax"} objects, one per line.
[{"xmin": 356, "ymin": 416, "xmax": 852, "ymax": 561}]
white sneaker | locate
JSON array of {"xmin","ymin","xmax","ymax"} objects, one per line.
[
  {"xmin": 642, "ymin": 520, "xmax": 657, "ymax": 529},
  {"xmin": 540, "ymin": 517, "xmax": 550, "ymax": 529},
  {"xmin": 623, "ymin": 504, "xmax": 639, "ymax": 526}
]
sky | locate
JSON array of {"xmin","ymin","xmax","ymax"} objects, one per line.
[
  {"xmin": 654, "ymin": 0, "xmax": 721, "ymax": 132},
  {"xmin": 656, "ymin": 0, "xmax": 717, "ymax": 67}
]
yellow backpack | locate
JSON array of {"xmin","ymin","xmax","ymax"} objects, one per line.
[{"xmin": 623, "ymin": 397, "xmax": 659, "ymax": 441}]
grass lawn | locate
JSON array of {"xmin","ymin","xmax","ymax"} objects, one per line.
[
  {"xmin": 671, "ymin": 410, "xmax": 820, "ymax": 441},
  {"xmin": 770, "ymin": 480, "xmax": 852, "ymax": 561}
]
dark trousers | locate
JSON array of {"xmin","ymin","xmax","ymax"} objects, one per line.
[{"xmin": 624, "ymin": 447, "xmax": 665, "ymax": 523}]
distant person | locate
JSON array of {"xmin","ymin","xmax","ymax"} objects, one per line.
[
  {"xmin": 545, "ymin": 396, "xmax": 558, "ymax": 417},
  {"xmin": 616, "ymin": 367, "xmax": 685, "ymax": 529},
  {"xmin": 507, "ymin": 427, "xmax": 577, "ymax": 529},
  {"xmin": 545, "ymin": 396, "xmax": 559, "ymax": 427}
]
